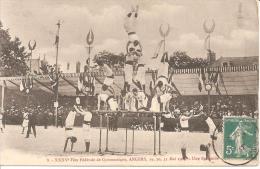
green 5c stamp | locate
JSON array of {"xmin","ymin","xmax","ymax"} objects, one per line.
[{"xmin": 223, "ymin": 117, "xmax": 258, "ymax": 159}]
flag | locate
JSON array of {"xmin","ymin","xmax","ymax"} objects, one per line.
[
  {"xmin": 219, "ymin": 72, "xmax": 228, "ymax": 95},
  {"xmin": 215, "ymin": 82, "xmax": 221, "ymax": 95},
  {"xmin": 48, "ymin": 73, "xmax": 58, "ymax": 89},
  {"xmin": 198, "ymin": 68, "xmax": 206, "ymax": 92},
  {"xmin": 198, "ymin": 81, "xmax": 202, "ymax": 92},
  {"xmin": 20, "ymin": 80, "xmax": 25, "ymax": 92},
  {"xmin": 26, "ymin": 77, "xmax": 33, "ymax": 89},
  {"xmin": 54, "ymin": 35, "xmax": 59, "ymax": 46},
  {"xmin": 201, "ymin": 68, "xmax": 206, "ymax": 82},
  {"xmin": 77, "ymin": 74, "xmax": 83, "ymax": 92},
  {"xmin": 54, "ymin": 22, "xmax": 60, "ymax": 46},
  {"xmin": 212, "ymin": 72, "xmax": 219, "ymax": 84},
  {"xmin": 209, "ymin": 72, "xmax": 214, "ymax": 82},
  {"xmin": 20, "ymin": 77, "xmax": 33, "ymax": 93},
  {"xmin": 212, "ymin": 72, "xmax": 221, "ymax": 95}
]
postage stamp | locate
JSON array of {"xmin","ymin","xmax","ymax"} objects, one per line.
[{"xmin": 223, "ymin": 116, "xmax": 258, "ymax": 159}]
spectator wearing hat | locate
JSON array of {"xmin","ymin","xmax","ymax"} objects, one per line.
[
  {"xmin": 25, "ymin": 110, "xmax": 37, "ymax": 138},
  {"xmin": 42, "ymin": 111, "xmax": 49, "ymax": 129},
  {"xmin": 0, "ymin": 111, "xmax": 4, "ymax": 133}
]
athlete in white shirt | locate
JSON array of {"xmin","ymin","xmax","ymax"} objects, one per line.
[
  {"xmin": 74, "ymin": 100, "xmax": 93, "ymax": 152},
  {"xmin": 179, "ymin": 108, "xmax": 202, "ymax": 160},
  {"xmin": 150, "ymin": 79, "xmax": 176, "ymax": 113},
  {"xmin": 64, "ymin": 98, "xmax": 84, "ymax": 152},
  {"xmin": 97, "ymin": 92, "xmax": 118, "ymax": 111},
  {"xmin": 63, "ymin": 109, "xmax": 77, "ymax": 152},
  {"xmin": 133, "ymin": 63, "xmax": 146, "ymax": 92},
  {"xmin": 96, "ymin": 60, "xmax": 115, "ymax": 95}
]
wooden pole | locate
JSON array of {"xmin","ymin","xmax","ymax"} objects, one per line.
[
  {"xmin": 1, "ymin": 81, "xmax": 5, "ymax": 128},
  {"xmin": 98, "ymin": 113, "xmax": 102, "ymax": 153},
  {"xmin": 132, "ymin": 127, "xmax": 135, "ymax": 154},
  {"xmin": 125, "ymin": 115, "xmax": 128, "ymax": 155},
  {"xmin": 208, "ymin": 90, "xmax": 211, "ymax": 115},
  {"xmin": 208, "ymin": 68, "xmax": 211, "ymax": 115},
  {"xmin": 158, "ymin": 115, "xmax": 161, "ymax": 155},
  {"xmin": 153, "ymin": 114, "xmax": 156, "ymax": 155},
  {"xmin": 55, "ymin": 20, "xmax": 61, "ymax": 127},
  {"xmin": 29, "ymin": 50, "xmax": 32, "ymax": 73},
  {"xmin": 105, "ymin": 113, "xmax": 109, "ymax": 152}
]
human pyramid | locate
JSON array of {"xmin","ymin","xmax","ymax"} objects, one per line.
[
  {"xmin": 95, "ymin": 5, "xmax": 178, "ymax": 113},
  {"xmin": 62, "ymin": 6, "xmax": 215, "ymax": 160}
]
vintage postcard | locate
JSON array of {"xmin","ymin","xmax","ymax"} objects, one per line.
[{"xmin": 0, "ymin": 0, "xmax": 259, "ymax": 166}]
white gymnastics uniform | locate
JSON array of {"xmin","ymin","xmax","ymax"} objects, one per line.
[
  {"xmin": 22, "ymin": 112, "xmax": 29, "ymax": 128},
  {"xmin": 155, "ymin": 76, "xmax": 169, "ymax": 91},
  {"xmin": 157, "ymin": 61, "xmax": 169, "ymax": 78},
  {"xmin": 65, "ymin": 111, "xmax": 77, "ymax": 138},
  {"xmin": 150, "ymin": 96, "xmax": 160, "ymax": 113},
  {"xmin": 124, "ymin": 59, "xmax": 135, "ymax": 85},
  {"xmin": 135, "ymin": 64, "xmax": 146, "ymax": 86},
  {"xmin": 152, "ymin": 80, "xmax": 172, "ymax": 112},
  {"xmin": 124, "ymin": 12, "xmax": 138, "ymax": 42},
  {"xmin": 107, "ymin": 97, "xmax": 118, "ymax": 111},
  {"xmin": 103, "ymin": 64, "xmax": 114, "ymax": 86},
  {"xmin": 205, "ymin": 116, "xmax": 217, "ymax": 140},
  {"xmin": 81, "ymin": 111, "xmax": 92, "ymax": 142},
  {"xmin": 99, "ymin": 93, "xmax": 118, "ymax": 111},
  {"xmin": 124, "ymin": 92, "xmax": 137, "ymax": 111},
  {"xmin": 180, "ymin": 115, "xmax": 190, "ymax": 148},
  {"xmin": 137, "ymin": 91, "xmax": 148, "ymax": 110},
  {"xmin": 159, "ymin": 93, "xmax": 172, "ymax": 105}
]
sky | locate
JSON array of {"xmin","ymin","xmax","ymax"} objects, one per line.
[{"xmin": 0, "ymin": 0, "xmax": 258, "ymax": 71}]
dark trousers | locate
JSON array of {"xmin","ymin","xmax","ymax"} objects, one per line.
[
  {"xmin": 44, "ymin": 122, "xmax": 48, "ymax": 129},
  {"xmin": 26, "ymin": 124, "xmax": 36, "ymax": 138}
]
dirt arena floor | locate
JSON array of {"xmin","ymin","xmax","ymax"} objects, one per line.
[{"xmin": 0, "ymin": 125, "xmax": 257, "ymax": 166}]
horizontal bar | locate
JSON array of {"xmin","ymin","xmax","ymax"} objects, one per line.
[{"xmin": 93, "ymin": 110, "xmax": 166, "ymax": 115}]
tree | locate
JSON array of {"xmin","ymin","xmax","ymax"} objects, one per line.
[
  {"xmin": 168, "ymin": 51, "xmax": 209, "ymax": 69},
  {"xmin": 0, "ymin": 21, "xmax": 30, "ymax": 76},
  {"xmin": 39, "ymin": 58, "xmax": 51, "ymax": 75},
  {"xmin": 93, "ymin": 50, "xmax": 125, "ymax": 68}
]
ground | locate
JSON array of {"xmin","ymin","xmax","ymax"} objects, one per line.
[{"xmin": 0, "ymin": 125, "xmax": 257, "ymax": 166}]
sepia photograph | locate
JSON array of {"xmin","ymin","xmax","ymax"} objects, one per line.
[{"xmin": 0, "ymin": 0, "xmax": 259, "ymax": 166}]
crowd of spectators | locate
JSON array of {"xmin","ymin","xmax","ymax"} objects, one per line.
[
  {"xmin": 2, "ymin": 95, "xmax": 258, "ymax": 128},
  {"xmin": 166, "ymin": 96, "xmax": 258, "ymax": 119},
  {"xmin": 3, "ymin": 97, "xmax": 74, "ymax": 127}
]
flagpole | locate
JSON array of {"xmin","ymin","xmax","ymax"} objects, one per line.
[
  {"xmin": 1, "ymin": 81, "xmax": 5, "ymax": 128},
  {"xmin": 207, "ymin": 68, "xmax": 211, "ymax": 115},
  {"xmin": 86, "ymin": 29, "xmax": 94, "ymax": 68},
  {"xmin": 55, "ymin": 20, "xmax": 61, "ymax": 127}
]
